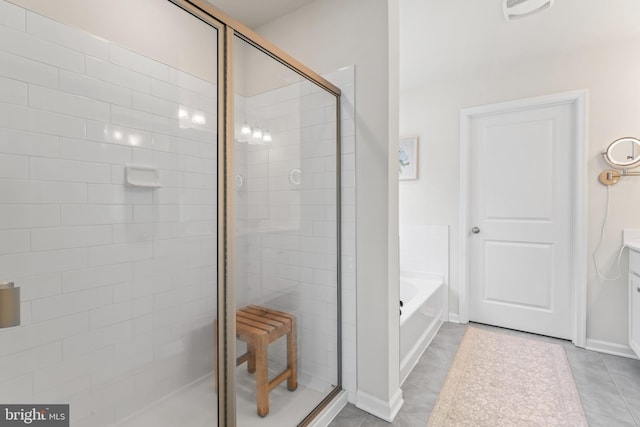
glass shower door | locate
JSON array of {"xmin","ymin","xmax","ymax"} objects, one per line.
[
  {"xmin": 0, "ymin": 1, "xmax": 219, "ymax": 425},
  {"xmin": 232, "ymin": 34, "xmax": 341, "ymax": 426}
]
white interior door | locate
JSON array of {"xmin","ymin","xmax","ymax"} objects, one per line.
[{"xmin": 468, "ymin": 102, "xmax": 574, "ymax": 340}]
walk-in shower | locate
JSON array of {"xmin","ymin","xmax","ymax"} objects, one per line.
[
  {"xmin": 231, "ymin": 33, "xmax": 341, "ymax": 425},
  {"xmin": 0, "ymin": 0, "xmax": 341, "ymax": 425}
]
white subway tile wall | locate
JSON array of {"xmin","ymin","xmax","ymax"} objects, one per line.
[{"xmin": 0, "ymin": 2, "xmax": 218, "ymax": 426}]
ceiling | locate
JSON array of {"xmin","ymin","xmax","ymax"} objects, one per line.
[
  {"xmin": 205, "ymin": 0, "xmax": 315, "ymax": 28},
  {"xmin": 206, "ymin": 0, "xmax": 640, "ymax": 91},
  {"xmin": 400, "ymin": 0, "xmax": 640, "ymax": 90}
]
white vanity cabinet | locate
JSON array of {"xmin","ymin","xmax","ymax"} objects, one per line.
[{"xmin": 629, "ymin": 248, "xmax": 640, "ymax": 357}]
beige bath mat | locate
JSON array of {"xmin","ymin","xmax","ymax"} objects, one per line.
[{"xmin": 427, "ymin": 327, "xmax": 588, "ymax": 426}]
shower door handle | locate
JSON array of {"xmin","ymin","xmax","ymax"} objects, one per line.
[{"xmin": 471, "ymin": 227, "xmax": 480, "ymax": 234}]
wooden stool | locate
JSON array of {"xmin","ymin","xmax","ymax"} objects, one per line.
[{"xmin": 215, "ymin": 305, "xmax": 297, "ymax": 417}]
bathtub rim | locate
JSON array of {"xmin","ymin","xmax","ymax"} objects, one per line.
[{"xmin": 399, "ymin": 272, "xmax": 444, "ymax": 326}]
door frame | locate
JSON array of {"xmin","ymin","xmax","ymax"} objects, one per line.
[{"xmin": 458, "ymin": 90, "xmax": 588, "ymax": 347}]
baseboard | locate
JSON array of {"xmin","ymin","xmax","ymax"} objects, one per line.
[
  {"xmin": 309, "ymin": 390, "xmax": 348, "ymax": 427},
  {"xmin": 585, "ymin": 338, "xmax": 639, "ymax": 359},
  {"xmin": 448, "ymin": 312, "xmax": 461, "ymax": 323},
  {"xmin": 356, "ymin": 388, "xmax": 404, "ymax": 422}
]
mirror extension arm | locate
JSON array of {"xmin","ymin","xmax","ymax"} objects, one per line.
[{"xmin": 598, "ymin": 169, "xmax": 640, "ymax": 186}]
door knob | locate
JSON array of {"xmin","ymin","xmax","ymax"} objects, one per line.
[{"xmin": 471, "ymin": 227, "xmax": 480, "ymax": 234}]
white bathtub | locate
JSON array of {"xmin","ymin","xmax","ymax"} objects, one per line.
[{"xmin": 399, "ymin": 273, "xmax": 446, "ymax": 384}]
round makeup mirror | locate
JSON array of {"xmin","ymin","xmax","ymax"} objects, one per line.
[{"xmin": 602, "ymin": 137, "xmax": 640, "ymax": 169}]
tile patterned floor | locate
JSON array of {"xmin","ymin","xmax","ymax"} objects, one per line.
[{"xmin": 329, "ymin": 322, "xmax": 640, "ymax": 427}]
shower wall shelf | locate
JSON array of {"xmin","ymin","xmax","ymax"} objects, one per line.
[{"xmin": 125, "ymin": 165, "xmax": 161, "ymax": 189}]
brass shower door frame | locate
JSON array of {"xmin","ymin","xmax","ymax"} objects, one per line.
[{"xmin": 167, "ymin": 1, "xmax": 342, "ymax": 426}]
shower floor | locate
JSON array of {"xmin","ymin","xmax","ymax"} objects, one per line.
[{"xmin": 117, "ymin": 368, "xmax": 325, "ymax": 427}]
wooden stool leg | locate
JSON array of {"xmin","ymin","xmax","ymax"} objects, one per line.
[
  {"xmin": 247, "ymin": 343, "xmax": 256, "ymax": 373},
  {"xmin": 255, "ymin": 337, "xmax": 269, "ymax": 417},
  {"xmin": 287, "ymin": 317, "xmax": 297, "ymax": 391}
]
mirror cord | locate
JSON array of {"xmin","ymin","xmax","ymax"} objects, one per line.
[{"xmin": 593, "ymin": 185, "xmax": 625, "ymax": 281}]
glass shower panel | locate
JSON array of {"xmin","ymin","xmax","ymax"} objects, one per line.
[
  {"xmin": 233, "ymin": 35, "xmax": 339, "ymax": 425},
  {"xmin": 0, "ymin": 1, "xmax": 218, "ymax": 426}
]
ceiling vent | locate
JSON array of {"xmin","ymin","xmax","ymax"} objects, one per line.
[{"xmin": 503, "ymin": 0, "xmax": 555, "ymax": 21}]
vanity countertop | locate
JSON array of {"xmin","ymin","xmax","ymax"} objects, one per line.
[{"xmin": 624, "ymin": 229, "xmax": 640, "ymax": 253}]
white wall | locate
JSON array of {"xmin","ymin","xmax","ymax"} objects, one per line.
[
  {"xmin": 400, "ymin": 37, "xmax": 640, "ymax": 347},
  {"xmin": 256, "ymin": 0, "xmax": 403, "ymax": 419}
]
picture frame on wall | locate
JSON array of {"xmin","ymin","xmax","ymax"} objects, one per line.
[{"xmin": 399, "ymin": 135, "xmax": 419, "ymax": 180}]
